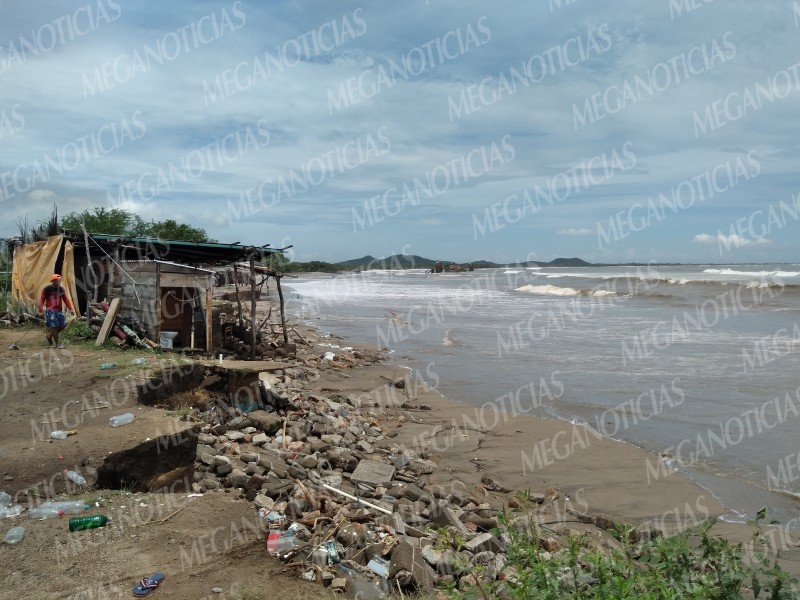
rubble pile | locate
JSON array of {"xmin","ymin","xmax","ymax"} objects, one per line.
[{"xmin": 186, "ymin": 347, "xmax": 528, "ymax": 597}]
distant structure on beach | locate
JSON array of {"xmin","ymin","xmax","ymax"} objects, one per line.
[{"xmin": 431, "ymin": 261, "xmax": 474, "ymax": 273}]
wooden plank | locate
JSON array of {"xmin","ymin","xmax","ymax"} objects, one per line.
[
  {"xmin": 95, "ymin": 297, "xmax": 123, "ymax": 346},
  {"xmin": 205, "ymin": 284, "xmax": 212, "ymax": 354}
]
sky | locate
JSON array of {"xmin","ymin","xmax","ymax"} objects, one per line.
[{"xmin": 1, "ymin": 0, "xmax": 798, "ymax": 264}]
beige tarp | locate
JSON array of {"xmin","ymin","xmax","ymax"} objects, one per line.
[{"xmin": 11, "ymin": 235, "xmax": 78, "ymax": 314}]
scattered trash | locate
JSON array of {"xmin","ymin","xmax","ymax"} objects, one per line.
[
  {"xmin": 68, "ymin": 514, "xmax": 110, "ymax": 532},
  {"xmin": 41, "ymin": 501, "xmax": 90, "ymax": 515},
  {"xmin": 28, "ymin": 507, "xmax": 62, "ymax": 519},
  {"xmin": 0, "ymin": 505, "xmax": 23, "ymax": 519},
  {"xmin": 4, "ymin": 526, "xmax": 24, "ymax": 545},
  {"xmin": 132, "ymin": 572, "xmax": 165, "ymax": 597},
  {"xmin": 99, "ymin": 363, "xmax": 116, "ymax": 370},
  {"xmin": 64, "ymin": 470, "xmax": 87, "ymax": 486},
  {"xmin": 131, "ymin": 358, "xmax": 148, "ymax": 366},
  {"xmin": 49, "ymin": 431, "xmax": 68, "ymax": 440},
  {"xmin": 109, "ymin": 413, "xmax": 135, "ymax": 427}
]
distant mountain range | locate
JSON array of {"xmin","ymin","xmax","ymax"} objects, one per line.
[{"xmin": 329, "ymin": 255, "xmax": 595, "ymax": 271}]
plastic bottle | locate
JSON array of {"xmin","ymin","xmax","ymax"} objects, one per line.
[
  {"xmin": 265, "ymin": 531, "xmax": 302, "ymax": 555},
  {"xmin": 28, "ymin": 507, "xmax": 62, "ymax": 519},
  {"xmin": 367, "ymin": 557, "xmax": 390, "ymax": 578},
  {"xmin": 99, "ymin": 363, "xmax": 115, "ymax": 370},
  {"xmin": 64, "ymin": 470, "xmax": 87, "ymax": 486},
  {"xmin": 109, "ymin": 413, "xmax": 135, "ymax": 427},
  {"xmin": 40, "ymin": 501, "xmax": 90, "ymax": 515},
  {"xmin": 68, "ymin": 514, "xmax": 109, "ymax": 532},
  {"xmin": 50, "ymin": 431, "xmax": 68, "ymax": 440},
  {"xmin": 0, "ymin": 505, "xmax": 23, "ymax": 518},
  {"xmin": 334, "ymin": 563, "xmax": 388, "ymax": 599},
  {"xmin": 4, "ymin": 526, "xmax": 24, "ymax": 544},
  {"xmin": 131, "ymin": 358, "xmax": 147, "ymax": 366}
]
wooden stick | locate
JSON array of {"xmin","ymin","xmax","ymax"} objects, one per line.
[{"xmin": 147, "ymin": 505, "xmax": 184, "ymax": 525}]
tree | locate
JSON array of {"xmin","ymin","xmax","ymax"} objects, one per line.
[
  {"xmin": 61, "ymin": 208, "xmax": 132, "ymax": 235},
  {"xmin": 144, "ymin": 219, "xmax": 211, "ymax": 242},
  {"xmin": 60, "ymin": 208, "xmax": 214, "ymax": 242}
]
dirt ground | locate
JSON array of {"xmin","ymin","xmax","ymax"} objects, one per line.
[{"xmin": 0, "ymin": 327, "xmax": 332, "ymax": 600}]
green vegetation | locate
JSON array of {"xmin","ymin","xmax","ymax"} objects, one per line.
[
  {"xmin": 61, "ymin": 207, "xmax": 214, "ymax": 242},
  {"xmin": 446, "ymin": 510, "xmax": 798, "ymax": 600}
]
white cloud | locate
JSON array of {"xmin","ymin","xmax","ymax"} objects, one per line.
[
  {"xmin": 557, "ymin": 228, "xmax": 593, "ymax": 236},
  {"xmin": 693, "ymin": 233, "xmax": 772, "ymax": 247}
]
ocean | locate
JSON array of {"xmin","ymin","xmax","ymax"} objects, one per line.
[{"xmin": 284, "ymin": 263, "xmax": 800, "ymax": 525}]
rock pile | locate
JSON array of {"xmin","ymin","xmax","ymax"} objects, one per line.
[{"xmin": 187, "ymin": 348, "xmax": 517, "ymax": 597}]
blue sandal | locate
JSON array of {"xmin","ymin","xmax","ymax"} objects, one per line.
[{"xmin": 132, "ymin": 573, "xmax": 165, "ymax": 597}]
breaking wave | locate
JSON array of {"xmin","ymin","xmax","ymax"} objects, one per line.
[{"xmin": 515, "ymin": 284, "xmax": 618, "ymax": 297}]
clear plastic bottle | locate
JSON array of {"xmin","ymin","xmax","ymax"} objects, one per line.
[
  {"xmin": 109, "ymin": 413, "xmax": 134, "ymax": 427},
  {"xmin": 68, "ymin": 514, "xmax": 109, "ymax": 532},
  {"xmin": 4, "ymin": 526, "xmax": 24, "ymax": 544},
  {"xmin": 41, "ymin": 501, "xmax": 89, "ymax": 515},
  {"xmin": 265, "ymin": 531, "xmax": 302, "ymax": 555},
  {"xmin": 28, "ymin": 507, "xmax": 61, "ymax": 519},
  {"xmin": 99, "ymin": 363, "xmax": 115, "ymax": 370},
  {"xmin": 64, "ymin": 470, "xmax": 87, "ymax": 486},
  {"xmin": 334, "ymin": 563, "xmax": 388, "ymax": 599},
  {"xmin": 0, "ymin": 505, "xmax": 23, "ymax": 518},
  {"xmin": 50, "ymin": 431, "xmax": 68, "ymax": 440}
]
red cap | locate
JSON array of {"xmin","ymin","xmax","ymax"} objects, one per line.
[{"xmin": 50, "ymin": 274, "xmax": 61, "ymax": 281}]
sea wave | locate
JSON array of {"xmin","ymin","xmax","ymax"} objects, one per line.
[
  {"xmin": 515, "ymin": 284, "xmax": 617, "ymax": 297},
  {"xmin": 703, "ymin": 268, "xmax": 800, "ymax": 278}
]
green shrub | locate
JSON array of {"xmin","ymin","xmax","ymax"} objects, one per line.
[{"xmin": 446, "ymin": 510, "xmax": 798, "ymax": 600}]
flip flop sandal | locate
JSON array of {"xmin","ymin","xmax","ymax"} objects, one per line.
[{"xmin": 132, "ymin": 573, "xmax": 165, "ymax": 597}]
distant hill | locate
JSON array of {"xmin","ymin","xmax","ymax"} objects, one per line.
[
  {"xmin": 334, "ymin": 254, "xmax": 447, "ymax": 270},
  {"xmin": 524, "ymin": 257, "xmax": 594, "ymax": 267}
]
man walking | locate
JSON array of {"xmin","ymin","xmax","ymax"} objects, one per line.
[{"xmin": 37, "ymin": 274, "xmax": 74, "ymax": 349}]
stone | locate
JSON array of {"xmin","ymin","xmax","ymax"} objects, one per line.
[
  {"xmin": 356, "ymin": 440, "xmax": 374, "ymax": 454},
  {"xmin": 540, "ymin": 537, "xmax": 560, "ymax": 552},
  {"xmin": 248, "ymin": 410, "xmax": 282, "ymax": 434},
  {"xmin": 430, "ymin": 501, "xmax": 469, "ymax": 536},
  {"xmin": 389, "ymin": 540, "xmax": 436, "ymax": 590},
  {"xmin": 299, "ymin": 455, "xmax": 318, "ymax": 469},
  {"xmin": 254, "ymin": 494, "xmax": 274, "ymax": 510},
  {"xmin": 211, "ymin": 455, "xmax": 231, "ymax": 467},
  {"xmin": 240, "ymin": 452, "xmax": 259, "ymax": 463},
  {"xmin": 464, "ymin": 532, "xmax": 505, "ymax": 554},
  {"xmin": 225, "ymin": 430, "xmax": 245, "ymax": 442},
  {"xmin": 436, "ymin": 549, "xmax": 465, "ymax": 576},
  {"xmin": 197, "ymin": 433, "xmax": 218, "ymax": 445},
  {"xmin": 251, "ymin": 432, "xmax": 268, "ymax": 446},
  {"xmin": 409, "ymin": 458, "xmax": 437, "ymax": 475},
  {"xmin": 351, "ymin": 460, "xmax": 395, "ymax": 487},
  {"xmin": 215, "ymin": 463, "xmax": 233, "ymax": 476},
  {"xmin": 480, "ymin": 474, "xmax": 511, "ymax": 493},
  {"xmin": 226, "ymin": 468, "xmax": 248, "ymax": 488}
]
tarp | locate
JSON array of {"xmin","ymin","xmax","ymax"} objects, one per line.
[{"xmin": 11, "ymin": 235, "xmax": 78, "ymax": 314}]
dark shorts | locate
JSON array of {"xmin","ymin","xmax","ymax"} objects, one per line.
[{"xmin": 45, "ymin": 310, "xmax": 66, "ymax": 328}]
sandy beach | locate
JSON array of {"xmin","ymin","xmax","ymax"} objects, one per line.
[{"xmin": 1, "ymin": 291, "xmax": 799, "ymax": 598}]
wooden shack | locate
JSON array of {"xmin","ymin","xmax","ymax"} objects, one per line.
[{"xmin": 119, "ymin": 260, "xmax": 213, "ymax": 351}]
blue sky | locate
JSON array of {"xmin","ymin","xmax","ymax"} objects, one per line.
[{"xmin": 1, "ymin": 0, "xmax": 798, "ymax": 264}]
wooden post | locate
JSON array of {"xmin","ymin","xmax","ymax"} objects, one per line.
[
  {"xmin": 233, "ymin": 264, "xmax": 243, "ymax": 327},
  {"xmin": 80, "ymin": 224, "xmax": 92, "ymax": 322},
  {"xmin": 205, "ymin": 281, "xmax": 213, "ymax": 356},
  {"xmin": 249, "ymin": 253, "xmax": 257, "ymax": 360},
  {"xmin": 276, "ymin": 274, "xmax": 288, "ymax": 345}
]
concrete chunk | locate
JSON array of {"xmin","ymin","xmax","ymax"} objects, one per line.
[{"xmin": 351, "ymin": 460, "xmax": 395, "ymax": 487}]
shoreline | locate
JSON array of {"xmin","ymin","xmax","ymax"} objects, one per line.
[{"xmin": 282, "ymin": 279, "xmax": 800, "ymax": 576}]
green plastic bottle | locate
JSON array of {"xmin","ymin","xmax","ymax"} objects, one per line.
[{"xmin": 68, "ymin": 514, "xmax": 109, "ymax": 532}]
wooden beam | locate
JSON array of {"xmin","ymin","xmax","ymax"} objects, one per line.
[
  {"xmin": 95, "ymin": 297, "xmax": 123, "ymax": 346},
  {"xmin": 205, "ymin": 282, "xmax": 212, "ymax": 356},
  {"xmin": 276, "ymin": 274, "xmax": 288, "ymax": 345},
  {"xmin": 249, "ymin": 253, "xmax": 257, "ymax": 360}
]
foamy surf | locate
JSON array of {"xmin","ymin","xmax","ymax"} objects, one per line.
[
  {"xmin": 443, "ymin": 329, "xmax": 456, "ymax": 346},
  {"xmin": 515, "ymin": 284, "xmax": 617, "ymax": 297}
]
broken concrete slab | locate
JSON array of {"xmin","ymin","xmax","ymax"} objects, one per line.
[{"xmin": 351, "ymin": 459, "xmax": 395, "ymax": 487}]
